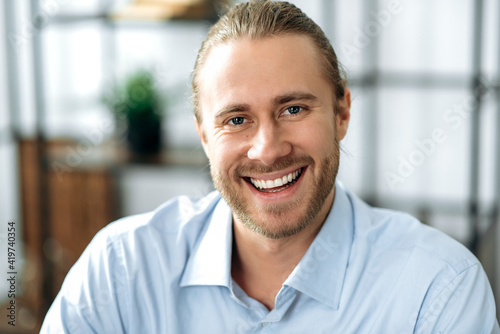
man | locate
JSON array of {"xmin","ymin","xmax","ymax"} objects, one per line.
[{"xmin": 42, "ymin": 1, "xmax": 499, "ymax": 333}]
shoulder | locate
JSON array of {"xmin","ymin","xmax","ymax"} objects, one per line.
[
  {"xmin": 93, "ymin": 191, "xmax": 222, "ymax": 249},
  {"xmin": 347, "ymin": 189, "xmax": 477, "ymax": 274},
  {"xmin": 74, "ymin": 191, "xmax": 223, "ymax": 280},
  {"xmin": 343, "ymin": 190, "xmax": 498, "ymax": 331}
]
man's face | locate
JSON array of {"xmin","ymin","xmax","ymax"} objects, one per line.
[{"xmin": 196, "ymin": 34, "xmax": 350, "ymax": 239}]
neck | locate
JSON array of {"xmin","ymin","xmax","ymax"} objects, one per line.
[{"xmin": 231, "ymin": 189, "xmax": 335, "ymax": 310}]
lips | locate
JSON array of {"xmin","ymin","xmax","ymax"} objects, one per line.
[{"xmin": 247, "ymin": 167, "xmax": 304, "ymax": 193}]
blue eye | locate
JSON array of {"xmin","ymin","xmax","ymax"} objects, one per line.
[
  {"xmin": 229, "ymin": 116, "xmax": 245, "ymax": 125},
  {"xmin": 284, "ymin": 106, "xmax": 302, "ymax": 115}
]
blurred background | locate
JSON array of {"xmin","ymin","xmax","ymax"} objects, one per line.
[{"xmin": 0, "ymin": 0, "xmax": 499, "ymax": 331}]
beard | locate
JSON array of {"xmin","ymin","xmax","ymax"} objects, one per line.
[{"xmin": 211, "ymin": 139, "xmax": 340, "ymax": 239}]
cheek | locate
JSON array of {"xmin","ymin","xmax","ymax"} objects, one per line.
[
  {"xmin": 288, "ymin": 118, "xmax": 336, "ymax": 151},
  {"xmin": 209, "ymin": 135, "xmax": 248, "ymax": 171}
]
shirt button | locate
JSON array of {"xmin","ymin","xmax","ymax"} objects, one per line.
[{"xmin": 262, "ymin": 322, "xmax": 271, "ymax": 328}]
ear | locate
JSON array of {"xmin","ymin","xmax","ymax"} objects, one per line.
[
  {"xmin": 195, "ymin": 117, "xmax": 209, "ymax": 157},
  {"xmin": 335, "ymin": 87, "xmax": 351, "ymax": 141}
]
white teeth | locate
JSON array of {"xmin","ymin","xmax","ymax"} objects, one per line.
[{"xmin": 250, "ymin": 168, "xmax": 302, "ymax": 190}]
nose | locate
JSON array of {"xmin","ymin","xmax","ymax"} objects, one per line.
[{"xmin": 247, "ymin": 122, "xmax": 292, "ymax": 166}]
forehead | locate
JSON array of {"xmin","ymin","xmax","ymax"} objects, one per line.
[{"xmin": 197, "ymin": 34, "xmax": 330, "ymax": 117}]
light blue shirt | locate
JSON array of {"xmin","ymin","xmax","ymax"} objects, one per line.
[{"xmin": 42, "ymin": 183, "xmax": 499, "ymax": 333}]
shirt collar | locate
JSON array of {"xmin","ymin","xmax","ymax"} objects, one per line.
[
  {"xmin": 180, "ymin": 196, "xmax": 233, "ymax": 288},
  {"xmin": 284, "ymin": 182, "xmax": 354, "ymax": 309},
  {"xmin": 180, "ymin": 182, "xmax": 355, "ymax": 310}
]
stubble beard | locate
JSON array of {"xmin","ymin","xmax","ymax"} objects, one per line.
[{"xmin": 211, "ymin": 139, "xmax": 340, "ymax": 239}]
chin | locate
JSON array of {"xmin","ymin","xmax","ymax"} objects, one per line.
[{"xmin": 236, "ymin": 206, "xmax": 319, "ymax": 239}]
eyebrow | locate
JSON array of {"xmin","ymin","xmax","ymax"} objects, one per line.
[
  {"xmin": 273, "ymin": 92, "xmax": 319, "ymax": 106},
  {"xmin": 214, "ymin": 103, "xmax": 251, "ymax": 120},
  {"xmin": 214, "ymin": 92, "xmax": 319, "ymax": 120}
]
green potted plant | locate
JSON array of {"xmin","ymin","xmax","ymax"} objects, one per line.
[{"xmin": 105, "ymin": 70, "xmax": 164, "ymax": 155}]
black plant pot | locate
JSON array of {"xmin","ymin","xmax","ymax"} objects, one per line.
[{"xmin": 126, "ymin": 110, "xmax": 162, "ymax": 155}]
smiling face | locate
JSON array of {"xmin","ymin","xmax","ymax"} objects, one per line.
[{"xmin": 196, "ymin": 34, "xmax": 350, "ymax": 239}]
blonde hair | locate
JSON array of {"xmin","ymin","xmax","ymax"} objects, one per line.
[{"xmin": 192, "ymin": 0, "xmax": 346, "ymax": 123}]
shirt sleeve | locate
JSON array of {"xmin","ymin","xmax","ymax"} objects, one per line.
[
  {"xmin": 415, "ymin": 263, "xmax": 500, "ymax": 334},
  {"xmin": 40, "ymin": 230, "xmax": 130, "ymax": 334}
]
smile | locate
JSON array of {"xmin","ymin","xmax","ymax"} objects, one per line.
[{"xmin": 248, "ymin": 168, "xmax": 304, "ymax": 193}]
